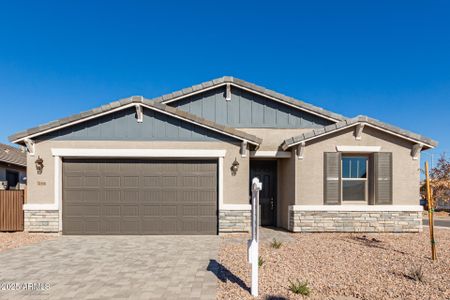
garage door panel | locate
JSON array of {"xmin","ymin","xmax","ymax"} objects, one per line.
[
  {"xmin": 63, "ymin": 217, "xmax": 85, "ymax": 234},
  {"xmin": 65, "ymin": 176, "xmax": 83, "ymax": 187},
  {"xmin": 143, "ymin": 176, "xmax": 160, "ymax": 186},
  {"xmin": 161, "ymin": 218, "xmax": 178, "ymax": 233},
  {"xmin": 161, "ymin": 176, "xmax": 177, "ymax": 186},
  {"xmin": 161, "ymin": 190, "xmax": 177, "ymax": 201},
  {"xmin": 101, "ymin": 218, "xmax": 121, "ymax": 234},
  {"xmin": 121, "ymin": 219, "xmax": 140, "ymax": 233},
  {"xmin": 198, "ymin": 219, "xmax": 217, "ymax": 234},
  {"xmin": 64, "ymin": 190, "xmax": 83, "ymax": 202},
  {"xmin": 105, "ymin": 176, "xmax": 121, "ymax": 187},
  {"xmin": 85, "ymin": 219, "xmax": 101, "ymax": 234},
  {"xmin": 199, "ymin": 176, "xmax": 215, "ymax": 187},
  {"xmin": 180, "ymin": 218, "xmax": 198, "ymax": 232},
  {"xmin": 141, "ymin": 191, "xmax": 162, "ymax": 203},
  {"xmin": 104, "ymin": 190, "xmax": 121, "ymax": 202},
  {"xmin": 84, "ymin": 190, "xmax": 101, "ymax": 202},
  {"xmin": 84, "ymin": 176, "xmax": 101, "ymax": 187},
  {"xmin": 197, "ymin": 205, "xmax": 216, "ymax": 216},
  {"xmin": 65, "ymin": 204, "xmax": 100, "ymax": 217},
  {"xmin": 123, "ymin": 176, "xmax": 139, "ymax": 187},
  {"xmin": 102, "ymin": 205, "xmax": 121, "ymax": 217},
  {"xmin": 122, "ymin": 190, "xmax": 139, "ymax": 202},
  {"xmin": 63, "ymin": 159, "xmax": 217, "ymax": 235},
  {"xmin": 122, "ymin": 205, "xmax": 139, "ymax": 216},
  {"xmin": 160, "ymin": 205, "xmax": 177, "ymax": 217},
  {"xmin": 141, "ymin": 205, "xmax": 160, "ymax": 216},
  {"xmin": 141, "ymin": 219, "xmax": 161, "ymax": 234}
]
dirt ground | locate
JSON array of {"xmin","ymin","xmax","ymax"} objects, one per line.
[
  {"xmin": 218, "ymin": 229, "xmax": 450, "ymax": 300},
  {"xmin": 0, "ymin": 232, "xmax": 56, "ymax": 252}
]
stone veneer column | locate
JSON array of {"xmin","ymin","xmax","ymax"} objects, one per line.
[
  {"xmin": 219, "ymin": 210, "xmax": 251, "ymax": 232},
  {"xmin": 289, "ymin": 208, "xmax": 422, "ymax": 233},
  {"xmin": 24, "ymin": 210, "xmax": 59, "ymax": 232}
]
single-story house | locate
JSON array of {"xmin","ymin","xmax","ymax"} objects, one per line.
[
  {"xmin": 9, "ymin": 77, "xmax": 437, "ymax": 234},
  {"xmin": 0, "ymin": 143, "xmax": 26, "ymax": 190}
]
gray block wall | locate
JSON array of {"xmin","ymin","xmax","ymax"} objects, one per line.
[
  {"xmin": 289, "ymin": 210, "xmax": 422, "ymax": 232},
  {"xmin": 219, "ymin": 210, "xmax": 251, "ymax": 232},
  {"xmin": 24, "ymin": 210, "xmax": 59, "ymax": 232}
]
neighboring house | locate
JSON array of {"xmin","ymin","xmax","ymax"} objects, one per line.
[
  {"xmin": 0, "ymin": 143, "xmax": 26, "ymax": 190},
  {"xmin": 9, "ymin": 77, "xmax": 437, "ymax": 234},
  {"xmin": 436, "ymin": 191, "xmax": 450, "ymax": 210}
]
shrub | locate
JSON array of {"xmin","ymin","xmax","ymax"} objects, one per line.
[
  {"xmin": 258, "ymin": 256, "xmax": 264, "ymax": 267},
  {"xmin": 406, "ymin": 265, "xmax": 425, "ymax": 282},
  {"xmin": 270, "ymin": 238, "xmax": 282, "ymax": 249},
  {"xmin": 288, "ymin": 279, "xmax": 310, "ymax": 296}
]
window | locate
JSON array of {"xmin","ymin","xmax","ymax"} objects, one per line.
[{"xmin": 341, "ymin": 156, "xmax": 368, "ymax": 201}]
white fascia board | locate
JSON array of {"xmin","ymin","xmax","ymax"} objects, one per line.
[
  {"xmin": 250, "ymin": 151, "xmax": 292, "ymax": 158},
  {"xmin": 23, "ymin": 204, "xmax": 59, "ymax": 211},
  {"xmin": 51, "ymin": 148, "xmax": 227, "ymax": 158},
  {"xmin": 220, "ymin": 204, "xmax": 251, "ymax": 211},
  {"xmin": 161, "ymin": 82, "xmax": 342, "ymax": 123},
  {"xmin": 289, "ymin": 205, "xmax": 423, "ymax": 212},
  {"xmin": 285, "ymin": 122, "xmax": 435, "ymax": 150},
  {"xmin": 335, "ymin": 146, "xmax": 381, "ymax": 152}
]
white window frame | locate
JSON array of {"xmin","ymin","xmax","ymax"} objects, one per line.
[{"xmin": 341, "ymin": 155, "xmax": 369, "ymax": 203}]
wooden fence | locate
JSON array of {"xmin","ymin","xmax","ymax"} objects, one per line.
[{"xmin": 0, "ymin": 190, "xmax": 24, "ymax": 231}]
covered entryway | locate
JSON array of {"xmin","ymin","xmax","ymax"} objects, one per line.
[{"xmin": 62, "ymin": 159, "xmax": 217, "ymax": 235}]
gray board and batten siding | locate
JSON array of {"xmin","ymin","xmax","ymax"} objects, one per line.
[
  {"xmin": 170, "ymin": 86, "xmax": 335, "ymax": 128},
  {"xmin": 37, "ymin": 107, "xmax": 236, "ymax": 142}
]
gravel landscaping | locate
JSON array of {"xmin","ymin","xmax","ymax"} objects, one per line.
[
  {"xmin": 218, "ymin": 229, "xmax": 450, "ymax": 300},
  {"xmin": 0, "ymin": 232, "xmax": 56, "ymax": 252}
]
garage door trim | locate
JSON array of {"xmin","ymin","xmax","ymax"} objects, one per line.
[{"xmin": 42, "ymin": 148, "xmax": 226, "ymax": 232}]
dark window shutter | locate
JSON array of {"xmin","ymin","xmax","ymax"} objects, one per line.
[
  {"xmin": 324, "ymin": 152, "xmax": 341, "ymax": 205},
  {"xmin": 374, "ymin": 152, "xmax": 393, "ymax": 204},
  {"xmin": 368, "ymin": 154, "xmax": 375, "ymax": 205}
]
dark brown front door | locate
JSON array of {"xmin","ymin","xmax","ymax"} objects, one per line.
[
  {"xmin": 250, "ymin": 160, "xmax": 277, "ymax": 226},
  {"xmin": 62, "ymin": 159, "xmax": 217, "ymax": 235}
]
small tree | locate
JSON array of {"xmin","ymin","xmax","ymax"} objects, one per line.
[{"xmin": 425, "ymin": 154, "xmax": 450, "ymax": 207}]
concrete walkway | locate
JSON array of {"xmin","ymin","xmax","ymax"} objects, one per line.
[
  {"xmin": 220, "ymin": 226, "xmax": 294, "ymax": 245},
  {"xmin": 0, "ymin": 236, "xmax": 219, "ymax": 300}
]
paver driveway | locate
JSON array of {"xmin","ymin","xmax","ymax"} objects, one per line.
[{"xmin": 0, "ymin": 235, "xmax": 219, "ymax": 300}]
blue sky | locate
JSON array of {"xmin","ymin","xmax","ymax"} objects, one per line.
[{"xmin": 0, "ymin": 1, "xmax": 449, "ymax": 164}]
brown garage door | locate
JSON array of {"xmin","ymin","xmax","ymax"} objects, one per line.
[{"xmin": 62, "ymin": 159, "xmax": 217, "ymax": 235}]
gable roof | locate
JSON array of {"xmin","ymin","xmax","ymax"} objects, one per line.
[
  {"xmin": 9, "ymin": 96, "xmax": 262, "ymax": 146},
  {"xmin": 0, "ymin": 143, "xmax": 26, "ymax": 167},
  {"xmin": 281, "ymin": 115, "xmax": 438, "ymax": 150},
  {"xmin": 154, "ymin": 76, "xmax": 346, "ymax": 122}
]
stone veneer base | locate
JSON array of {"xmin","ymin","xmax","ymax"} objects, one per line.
[
  {"xmin": 24, "ymin": 210, "xmax": 59, "ymax": 232},
  {"xmin": 219, "ymin": 210, "xmax": 251, "ymax": 232},
  {"xmin": 289, "ymin": 210, "xmax": 422, "ymax": 232}
]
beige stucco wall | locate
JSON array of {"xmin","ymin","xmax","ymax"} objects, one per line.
[
  {"xmin": 26, "ymin": 140, "xmax": 250, "ymax": 206},
  {"xmin": 296, "ymin": 126, "xmax": 421, "ymax": 206},
  {"xmin": 277, "ymin": 153, "xmax": 296, "ymax": 229}
]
